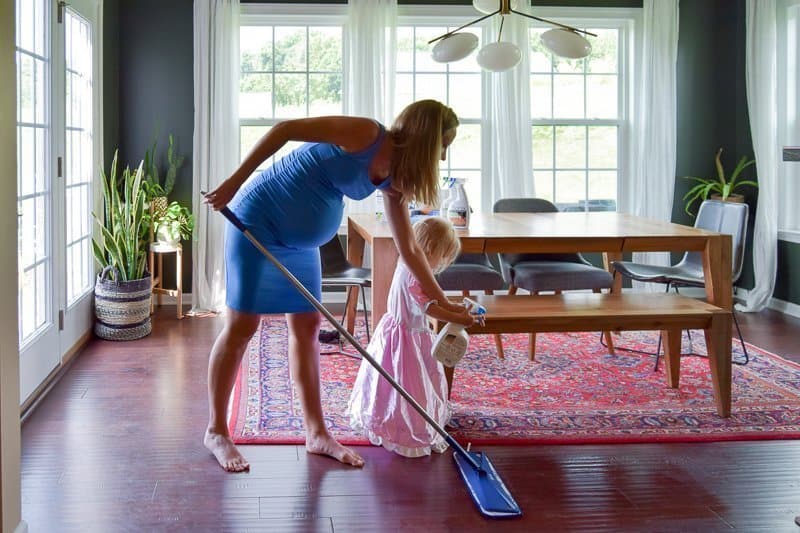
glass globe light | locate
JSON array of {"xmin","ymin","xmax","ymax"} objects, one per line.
[
  {"xmin": 540, "ymin": 28, "xmax": 592, "ymax": 59},
  {"xmin": 476, "ymin": 41, "xmax": 521, "ymax": 72},
  {"xmin": 431, "ymin": 33, "xmax": 479, "ymax": 63}
]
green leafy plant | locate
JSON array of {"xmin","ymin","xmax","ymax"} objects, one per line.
[
  {"xmin": 143, "ymin": 134, "xmax": 185, "ymax": 200},
  {"xmin": 154, "ymin": 201, "xmax": 195, "ymax": 244},
  {"xmin": 682, "ymin": 148, "xmax": 758, "ymax": 216},
  {"xmin": 92, "ymin": 150, "xmax": 151, "ymax": 281}
]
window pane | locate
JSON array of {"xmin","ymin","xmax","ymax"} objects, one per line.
[
  {"xmin": 532, "ymin": 125, "xmax": 553, "ymax": 169},
  {"xmin": 415, "ymin": 73, "xmax": 447, "ymax": 103},
  {"xmin": 555, "ymin": 126, "xmax": 586, "ymax": 169},
  {"xmin": 533, "ymin": 170, "xmax": 554, "ymax": 202},
  {"xmin": 397, "ymin": 27, "xmax": 414, "ymax": 71},
  {"xmin": 240, "ymin": 73, "xmax": 273, "ymax": 119},
  {"xmin": 586, "ymin": 75, "xmax": 617, "ymax": 119},
  {"xmin": 529, "ymin": 30, "xmax": 551, "ymax": 72},
  {"xmin": 588, "ymin": 126, "xmax": 617, "ymax": 169},
  {"xmin": 555, "ymin": 170, "xmax": 585, "ymax": 208},
  {"xmin": 449, "ymin": 123, "xmax": 481, "ymax": 170},
  {"xmin": 309, "ymin": 73, "xmax": 342, "ymax": 115},
  {"xmin": 553, "ymin": 74, "xmax": 584, "ymax": 118},
  {"xmin": 240, "ymin": 26, "xmax": 273, "ymax": 72},
  {"xmin": 449, "ymin": 73, "xmax": 481, "ymax": 117},
  {"xmin": 274, "ymin": 27, "xmax": 306, "ymax": 71},
  {"xmin": 587, "ymin": 29, "xmax": 618, "ymax": 74},
  {"xmin": 554, "ymin": 55, "xmax": 583, "ymax": 75},
  {"xmin": 395, "ymin": 73, "xmax": 414, "ymax": 112},
  {"xmin": 240, "ymin": 125, "xmax": 269, "ymax": 165},
  {"xmin": 308, "ymin": 27, "xmax": 341, "ymax": 72},
  {"xmin": 530, "ymin": 74, "xmax": 552, "ymax": 119},
  {"xmin": 415, "ymin": 27, "xmax": 446, "ymax": 72},
  {"xmin": 588, "ymin": 171, "xmax": 617, "ymax": 208},
  {"xmin": 274, "ymin": 73, "xmax": 307, "ymax": 118}
]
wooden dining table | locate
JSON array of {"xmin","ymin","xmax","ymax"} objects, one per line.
[{"xmin": 344, "ymin": 211, "xmax": 733, "ymax": 328}]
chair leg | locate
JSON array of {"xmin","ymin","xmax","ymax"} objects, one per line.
[
  {"xmin": 486, "ymin": 289, "xmax": 504, "ymax": 359},
  {"xmin": 360, "ymin": 285, "xmax": 371, "ymax": 342},
  {"xmin": 733, "ymin": 310, "xmax": 749, "ymax": 364}
]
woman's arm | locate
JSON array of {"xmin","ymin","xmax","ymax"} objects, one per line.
[
  {"xmin": 204, "ymin": 116, "xmax": 380, "ymax": 210},
  {"xmin": 383, "ymin": 189, "xmax": 466, "ymax": 314}
]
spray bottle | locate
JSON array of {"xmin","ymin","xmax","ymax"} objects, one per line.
[
  {"xmin": 439, "ymin": 177, "xmax": 455, "ymax": 218},
  {"xmin": 447, "ymin": 178, "xmax": 470, "ymax": 228},
  {"xmin": 432, "ymin": 298, "xmax": 487, "ymax": 367}
]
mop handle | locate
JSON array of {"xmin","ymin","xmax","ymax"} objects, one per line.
[{"xmin": 217, "ymin": 206, "xmax": 482, "ymax": 471}]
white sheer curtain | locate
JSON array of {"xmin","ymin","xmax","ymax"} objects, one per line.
[
  {"xmin": 482, "ymin": 14, "xmax": 534, "ymax": 212},
  {"xmin": 739, "ymin": 0, "xmax": 779, "ymax": 312},
  {"xmin": 627, "ymin": 0, "xmax": 679, "ymax": 289},
  {"xmin": 190, "ymin": 0, "xmax": 240, "ymax": 314},
  {"xmin": 342, "ymin": 0, "xmax": 397, "ymax": 216}
]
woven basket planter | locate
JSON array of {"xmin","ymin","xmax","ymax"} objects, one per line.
[{"xmin": 94, "ymin": 266, "xmax": 152, "ymax": 341}]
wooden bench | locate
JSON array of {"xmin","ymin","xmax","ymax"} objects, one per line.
[{"xmin": 431, "ymin": 293, "xmax": 733, "ymax": 417}]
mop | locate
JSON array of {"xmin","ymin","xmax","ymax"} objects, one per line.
[{"xmin": 217, "ymin": 206, "xmax": 522, "ymax": 518}]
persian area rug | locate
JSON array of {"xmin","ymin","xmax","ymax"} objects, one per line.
[{"xmin": 229, "ymin": 315, "xmax": 800, "ymax": 445}]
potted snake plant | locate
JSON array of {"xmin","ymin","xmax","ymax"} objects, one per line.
[{"xmin": 91, "ymin": 150, "xmax": 153, "ymax": 340}]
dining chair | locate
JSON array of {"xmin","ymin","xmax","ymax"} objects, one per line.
[
  {"xmin": 319, "ymin": 234, "xmax": 371, "ymax": 354},
  {"xmin": 611, "ymin": 199, "xmax": 750, "ymax": 369},
  {"xmin": 494, "ymin": 198, "xmax": 615, "ymax": 360}
]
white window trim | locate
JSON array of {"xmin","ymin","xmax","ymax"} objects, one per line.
[
  {"xmin": 778, "ymin": 0, "xmax": 800, "ymax": 239},
  {"xmin": 527, "ymin": 7, "xmax": 639, "ymax": 211},
  {"xmin": 241, "ymin": 3, "xmax": 347, "ymax": 24}
]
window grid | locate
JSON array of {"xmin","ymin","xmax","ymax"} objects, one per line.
[
  {"xmin": 531, "ymin": 26, "xmax": 622, "ymax": 212},
  {"xmin": 16, "ymin": 0, "xmax": 52, "ymax": 345}
]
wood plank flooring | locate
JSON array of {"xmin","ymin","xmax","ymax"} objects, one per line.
[{"xmin": 21, "ymin": 306, "xmax": 800, "ymax": 532}]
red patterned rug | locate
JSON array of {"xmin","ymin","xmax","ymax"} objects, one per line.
[{"xmin": 229, "ymin": 315, "xmax": 800, "ymax": 445}]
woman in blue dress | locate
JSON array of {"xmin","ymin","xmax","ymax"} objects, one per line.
[{"xmin": 203, "ymin": 100, "xmax": 474, "ymax": 472}]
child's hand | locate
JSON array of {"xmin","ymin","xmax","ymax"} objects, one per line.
[{"xmin": 453, "ymin": 307, "xmax": 477, "ymax": 328}]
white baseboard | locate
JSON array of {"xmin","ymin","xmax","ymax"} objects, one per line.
[{"xmin": 733, "ymin": 287, "xmax": 800, "ymax": 318}]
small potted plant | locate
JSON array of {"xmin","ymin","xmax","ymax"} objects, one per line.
[
  {"xmin": 682, "ymin": 148, "xmax": 759, "ymax": 216},
  {"xmin": 143, "ymin": 134, "xmax": 185, "ymax": 218},
  {"xmin": 154, "ymin": 201, "xmax": 195, "ymax": 246}
]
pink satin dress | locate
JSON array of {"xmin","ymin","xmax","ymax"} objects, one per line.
[{"xmin": 347, "ymin": 262, "xmax": 451, "ymax": 457}]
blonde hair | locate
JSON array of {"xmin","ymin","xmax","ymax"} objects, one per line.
[
  {"xmin": 412, "ymin": 217, "xmax": 461, "ymax": 274},
  {"xmin": 390, "ymin": 100, "xmax": 459, "ymax": 207}
]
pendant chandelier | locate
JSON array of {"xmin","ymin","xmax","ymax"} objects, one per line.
[{"xmin": 429, "ymin": 0, "xmax": 596, "ymax": 72}]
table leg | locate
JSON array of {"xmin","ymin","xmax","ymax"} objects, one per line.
[
  {"xmin": 370, "ymin": 238, "xmax": 399, "ymax": 322},
  {"xmin": 702, "ymin": 234, "xmax": 733, "ymax": 310},
  {"xmin": 662, "ymin": 328, "xmax": 682, "ymax": 388},
  {"xmin": 346, "ymin": 219, "xmax": 367, "ymax": 334},
  {"xmin": 603, "ymin": 251, "xmax": 623, "ymax": 294},
  {"xmin": 705, "ymin": 312, "xmax": 733, "ymax": 417}
]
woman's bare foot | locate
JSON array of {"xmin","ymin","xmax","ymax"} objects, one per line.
[
  {"xmin": 306, "ymin": 432, "xmax": 364, "ymax": 467},
  {"xmin": 204, "ymin": 429, "xmax": 250, "ymax": 472}
]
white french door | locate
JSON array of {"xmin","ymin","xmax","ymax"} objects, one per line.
[{"xmin": 16, "ymin": 0, "xmax": 100, "ymax": 404}]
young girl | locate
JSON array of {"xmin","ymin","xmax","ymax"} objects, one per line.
[{"xmin": 347, "ymin": 217, "xmax": 475, "ymax": 458}]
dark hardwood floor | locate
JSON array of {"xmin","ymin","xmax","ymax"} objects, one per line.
[{"xmin": 20, "ymin": 306, "xmax": 800, "ymax": 532}]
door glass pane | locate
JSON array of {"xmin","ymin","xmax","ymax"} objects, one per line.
[
  {"xmin": 16, "ymin": 0, "xmax": 52, "ymax": 346},
  {"xmin": 65, "ymin": 8, "xmax": 93, "ymax": 306}
]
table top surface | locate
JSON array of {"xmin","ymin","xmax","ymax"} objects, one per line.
[{"xmin": 348, "ymin": 212, "xmax": 721, "ymax": 240}]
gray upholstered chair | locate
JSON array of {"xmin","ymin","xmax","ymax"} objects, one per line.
[
  {"xmin": 436, "ymin": 253, "xmax": 506, "ymax": 358},
  {"xmin": 319, "ymin": 234, "xmax": 371, "ymax": 355},
  {"xmin": 612, "ymin": 199, "xmax": 750, "ymax": 369},
  {"xmin": 494, "ymin": 198, "xmax": 615, "ymax": 360}
]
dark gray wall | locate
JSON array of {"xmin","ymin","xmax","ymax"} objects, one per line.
[
  {"xmin": 104, "ymin": 0, "xmax": 800, "ymax": 304},
  {"xmin": 107, "ymin": 0, "xmax": 194, "ymax": 290}
]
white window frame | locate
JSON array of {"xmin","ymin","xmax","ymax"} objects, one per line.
[
  {"xmin": 778, "ymin": 0, "xmax": 800, "ymax": 243},
  {"xmin": 527, "ymin": 7, "xmax": 637, "ymax": 212},
  {"xmin": 239, "ymin": 4, "xmax": 347, "ymax": 170}
]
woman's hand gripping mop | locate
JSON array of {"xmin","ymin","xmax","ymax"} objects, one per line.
[{"xmin": 214, "ymin": 204, "xmax": 521, "ymax": 519}]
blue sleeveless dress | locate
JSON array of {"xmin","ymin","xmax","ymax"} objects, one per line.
[{"xmin": 225, "ymin": 124, "xmax": 392, "ymax": 314}]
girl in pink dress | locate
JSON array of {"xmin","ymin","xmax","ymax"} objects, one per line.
[{"xmin": 347, "ymin": 217, "xmax": 475, "ymax": 458}]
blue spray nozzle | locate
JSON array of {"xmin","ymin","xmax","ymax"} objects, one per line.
[{"xmin": 463, "ymin": 298, "xmax": 486, "ymax": 315}]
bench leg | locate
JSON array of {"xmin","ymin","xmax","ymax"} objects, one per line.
[
  {"xmin": 662, "ymin": 328, "xmax": 681, "ymax": 388},
  {"xmin": 444, "ymin": 365, "xmax": 454, "ymax": 400},
  {"xmin": 593, "ymin": 288, "xmax": 615, "ymax": 354},
  {"xmin": 705, "ymin": 313, "xmax": 733, "ymax": 418},
  {"xmin": 528, "ymin": 333, "xmax": 536, "ymax": 361}
]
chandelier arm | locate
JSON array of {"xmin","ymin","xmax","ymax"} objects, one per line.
[
  {"xmin": 428, "ymin": 9, "xmax": 499, "ymax": 44},
  {"xmin": 509, "ymin": 8, "xmax": 598, "ymax": 38}
]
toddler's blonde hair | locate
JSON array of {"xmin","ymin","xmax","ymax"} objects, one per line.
[{"xmin": 412, "ymin": 217, "xmax": 461, "ymax": 274}]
